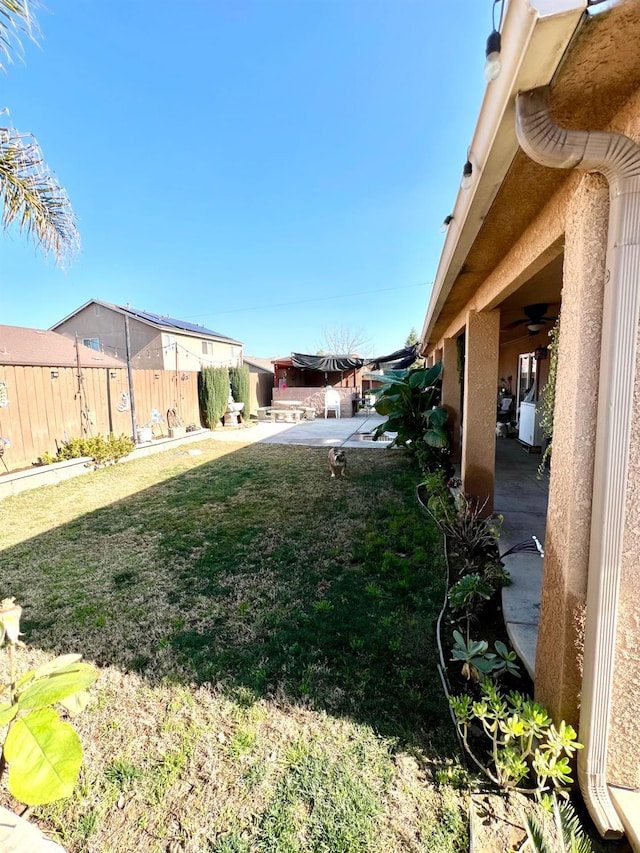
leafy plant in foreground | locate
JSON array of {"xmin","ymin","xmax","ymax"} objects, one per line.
[
  {"xmin": 370, "ymin": 362, "xmax": 452, "ymax": 473},
  {"xmin": 0, "ymin": 598, "xmax": 97, "ymax": 805},
  {"xmin": 450, "ymin": 631, "xmax": 520, "ymax": 681},
  {"xmin": 449, "ymin": 679, "xmax": 581, "ymax": 797}
]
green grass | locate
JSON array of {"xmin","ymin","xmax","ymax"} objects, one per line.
[{"xmin": 0, "ymin": 438, "xmax": 467, "ymax": 851}]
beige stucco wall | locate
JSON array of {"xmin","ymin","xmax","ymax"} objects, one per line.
[
  {"xmin": 162, "ymin": 334, "xmax": 241, "ymax": 372},
  {"xmin": 535, "ymin": 174, "xmax": 609, "ymax": 726},
  {"xmin": 461, "ymin": 310, "xmax": 500, "ymax": 514},
  {"xmin": 54, "ymin": 304, "xmax": 138, "ymax": 363}
]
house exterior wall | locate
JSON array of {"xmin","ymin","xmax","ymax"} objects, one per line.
[
  {"xmin": 535, "ymin": 174, "xmax": 609, "ymax": 727},
  {"xmin": 54, "ymin": 304, "xmax": 241, "ymax": 372},
  {"xmin": 54, "ymin": 303, "xmax": 129, "ymax": 362},
  {"xmin": 460, "ymin": 310, "xmax": 500, "ymax": 515},
  {"xmin": 160, "ymin": 333, "xmax": 241, "ymax": 372}
]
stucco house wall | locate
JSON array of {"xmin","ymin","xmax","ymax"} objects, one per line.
[{"xmin": 419, "ymin": 0, "xmax": 640, "ymax": 843}]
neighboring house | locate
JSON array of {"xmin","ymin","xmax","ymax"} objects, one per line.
[
  {"xmin": 244, "ymin": 356, "xmax": 274, "ymax": 414},
  {"xmin": 421, "ymin": 0, "xmax": 640, "ymax": 844},
  {"xmin": 52, "ymin": 300, "xmax": 243, "ymax": 373}
]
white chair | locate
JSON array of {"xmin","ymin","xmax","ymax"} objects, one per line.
[{"xmin": 324, "ymin": 388, "xmax": 341, "ymax": 419}]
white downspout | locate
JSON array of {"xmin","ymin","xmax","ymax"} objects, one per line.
[{"xmin": 515, "ymin": 85, "xmax": 640, "ymax": 838}]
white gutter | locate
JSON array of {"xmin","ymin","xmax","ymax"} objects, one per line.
[
  {"xmin": 516, "ymin": 84, "xmax": 640, "ymax": 839},
  {"xmin": 421, "ymin": 0, "xmax": 587, "ymax": 351}
]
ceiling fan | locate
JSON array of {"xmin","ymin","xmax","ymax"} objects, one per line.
[{"xmin": 503, "ymin": 303, "xmax": 558, "ymax": 335}]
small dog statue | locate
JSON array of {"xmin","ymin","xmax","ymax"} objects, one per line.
[{"xmin": 328, "ymin": 448, "xmax": 347, "ymax": 478}]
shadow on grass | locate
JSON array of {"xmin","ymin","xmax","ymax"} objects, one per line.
[{"xmin": 0, "ymin": 442, "xmax": 454, "ymax": 752}]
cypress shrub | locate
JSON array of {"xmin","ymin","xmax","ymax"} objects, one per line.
[
  {"xmin": 198, "ymin": 366, "xmax": 229, "ymax": 428},
  {"xmin": 229, "ymin": 364, "xmax": 250, "ymax": 414}
]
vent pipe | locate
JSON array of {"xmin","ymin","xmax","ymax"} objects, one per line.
[{"xmin": 516, "ymin": 85, "xmax": 640, "ymax": 838}]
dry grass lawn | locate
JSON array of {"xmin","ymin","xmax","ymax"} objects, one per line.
[{"xmin": 0, "ymin": 437, "xmax": 467, "ymax": 852}]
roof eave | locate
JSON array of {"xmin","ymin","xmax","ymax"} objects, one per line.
[{"xmin": 420, "ymin": 0, "xmax": 587, "ymax": 353}]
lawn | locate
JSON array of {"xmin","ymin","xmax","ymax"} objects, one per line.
[{"xmin": 0, "ymin": 438, "xmax": 467, "ymax": 852}]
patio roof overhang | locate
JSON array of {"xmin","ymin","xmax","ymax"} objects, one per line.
[{"xmin": 421, "ymin": 0, "xmax": 640, "ymax": 353}]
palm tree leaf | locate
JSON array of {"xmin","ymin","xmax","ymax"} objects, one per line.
[
  {"xmin": 0, "ymin": 125, "xmax": 80, "ymax": 263},
  {"xmin": 0, "ymin": 0, "xmax": 39, "ymax": 71}
]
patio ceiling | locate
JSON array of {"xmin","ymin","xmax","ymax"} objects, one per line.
[{"xmin": 424, "ymin": 0, "xmax": 640, "ymax": 349}]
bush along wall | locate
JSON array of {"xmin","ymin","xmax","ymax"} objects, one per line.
[
  {"xmin": 198, "ymin": 367, "xmax": 230, "ymax": 428},
  {"xmin": 229, "ymin": 364, "xmax": 250, "ymax": 415},
  {"xmin": 39, "ymin": 434, "xmax": 134, "ymax": 468}
]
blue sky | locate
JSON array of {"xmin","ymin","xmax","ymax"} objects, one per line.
[{"xmin": 3, "ymin": 0, "xmax": 490, "ymax": 357}]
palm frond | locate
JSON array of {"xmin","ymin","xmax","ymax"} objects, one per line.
[
  {"xmin": 0, "ymin": 125, "xmax": 80, "ymax": 264},
  {"xmin": 0, "ymin": 0, "xmax": 39, "ymax": 70}
]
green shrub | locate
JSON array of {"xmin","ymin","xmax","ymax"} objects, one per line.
[
  {"xmin": 53, "ymin": 434, "xmax": 134, "ymax": 466},
  {"xmin": 229, "ymin": 364, "xmax": 250, "ymax": 414},
  {"xmin": 448, "ymin": 574, "xmax": 493, "ymax": 616},
  {"xmin": 198, "ymin": 366, "xmax": 229, "ymax": 428},
  {"xmin": 371, "ymin": 363, "xmax": 452, "ymax": 474},
  {"xmin": 449, "ymin": 679, "xmax": 582, "ymax": 797}
]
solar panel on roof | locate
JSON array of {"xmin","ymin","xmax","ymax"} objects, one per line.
[{"xmin": 118, "ymin": 306, "xmax": 236, "ymax": 341}]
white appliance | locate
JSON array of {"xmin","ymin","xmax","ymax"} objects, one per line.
[{"xmin": 518, "ymin": 401, "xmax": 543, "ymax": 448}]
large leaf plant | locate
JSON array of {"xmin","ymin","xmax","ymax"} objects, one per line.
[
  {"xmin": 370, "ymin": 362, "xmax": 451, "ymax": 471},
  {"xmin": 0, "ymin": 598, "xmax": 96, "ymax": 805}
]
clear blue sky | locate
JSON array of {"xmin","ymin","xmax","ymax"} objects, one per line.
[{"xmin": 3, "ymin": 0, "xmax": 490, "ymax": 358}]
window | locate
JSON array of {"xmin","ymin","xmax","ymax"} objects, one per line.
[
  {"xmin": 82, "ymin": 337, "xmax": 100, "ymax": 351},
  {"xmin": 162, "ymin": 334, "xmax": 176, "ymax": 351},
  {"xmin": 202, "ymin": 340, "xmax": 214, "ymax": 356}
]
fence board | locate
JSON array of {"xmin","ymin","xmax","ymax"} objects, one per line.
[{"xmin": 0, "ymin": 366, "xmax": 202, "ymax": 473}]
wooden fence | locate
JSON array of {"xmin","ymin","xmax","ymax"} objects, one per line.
[{"xmin": 0, "ymin": 367, "xmax": 201, "ymax": 473}]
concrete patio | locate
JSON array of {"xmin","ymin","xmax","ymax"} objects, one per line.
[
  {"xmin": 495, "ymin": 437, "xmax": 548, "ymax": 680},
  {"xmin": 211, "ymin": 411, "xmax": 392, "ymax": 448}
]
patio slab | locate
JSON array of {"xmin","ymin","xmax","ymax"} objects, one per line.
[
  {"xmin": 220, "ymin": 412, "xmax": 392, "ymax": 447},
  {"xmin": 494, "ymin": 437, "xmax": 548, "ymax": 681}
]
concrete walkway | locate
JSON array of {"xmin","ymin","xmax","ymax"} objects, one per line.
[
  {"xmin": 495, "ymin": 438, "xmax": 548, "ymax": 680},
  {"xmin": 211, "ymin": 411, "xmax": 391, "ymax": 448}
]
